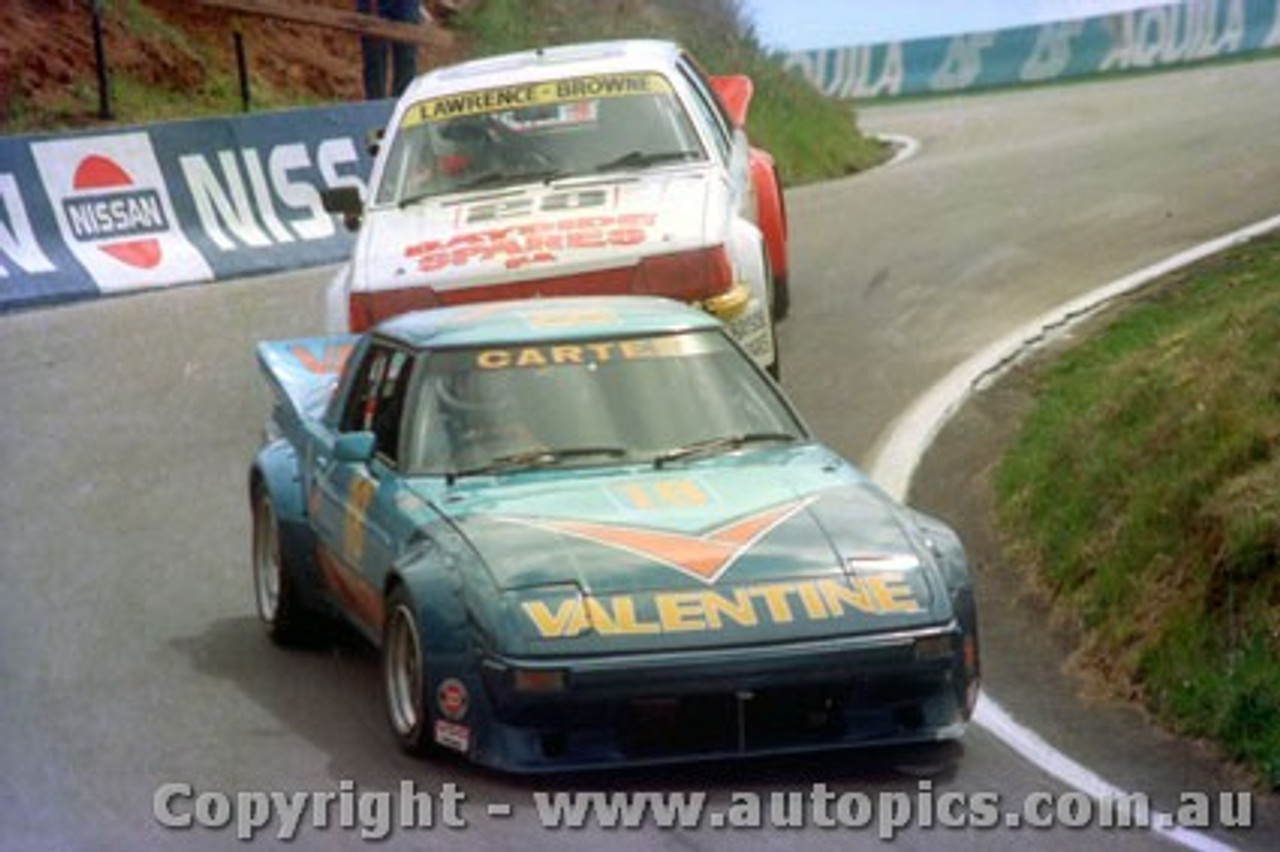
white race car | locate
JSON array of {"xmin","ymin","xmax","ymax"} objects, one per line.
[{"xmin": 322, "ymin": 39, "xmax": 790, "ymax": 376}]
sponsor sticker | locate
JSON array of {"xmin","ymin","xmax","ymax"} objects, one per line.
[
  {"xmin": 436, "ymin": 678, "xmax": 469, "ymax": 721},
  {"xmin": 520, "ymin": 574, "xmax": 926, "ymax": 640},
  {"xmin": 405, "ymin": 212, "xmax": 657, "ymax": 273},
  {"xmin": 286, "ymin": 342, "xmax": 354, "ymax": 377},
  {"xmin": 31, "ymin": 134, "xmax": 212, "ymax": 292},
  {"xmin": 524, "ymin": 306, "xmax": 619, "ymax": 328},
  {"xmin": 433, "ymin": 720, "xmax": 471, "ymax": 753},
  {"xmin": 402, "ymin": 73, "xmax": 672, "ymax": 127},
  {"xmin": 473, "ymin": 334, "xmax": 693, "ymax": 371},
  {"xmin": 726, "ymin": 303, "xmax": 773, "ymax": 363}
]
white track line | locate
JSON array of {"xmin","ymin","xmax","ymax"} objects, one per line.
[
  {"xmin": 868, "ymin": 212, "xmax": 1280, "ymax": 500},
  {"xmin": 874, "ymin": 133, "xmax": 922, "ymax": 168},
  {"xmin": 865, "ymin": 213, "xmax": 1280, "ymax": 850}
]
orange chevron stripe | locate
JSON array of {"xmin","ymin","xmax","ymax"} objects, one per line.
[{"xmin": 511, "ymin": 498, "xmax": 813, "ymax": 583}]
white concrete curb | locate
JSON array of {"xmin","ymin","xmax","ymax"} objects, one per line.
[{"xmin": 867, "ymin": 213, "xmax": 1280, "ymax": 501}]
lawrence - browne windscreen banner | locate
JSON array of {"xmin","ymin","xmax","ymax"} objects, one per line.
[
  {"xmin": 785, "ymin": 0, "xmax": 1280, "ymax": 99},
  {"xmin": 0, "ymin": 100, "xmax": 392, "ymax": 312}
]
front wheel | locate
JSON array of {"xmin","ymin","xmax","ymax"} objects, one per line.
[
  {"xmin": 251, "ymin": 488, "xmax": 318, "ymax": 646},
  {"xmin": 383, "ymin": 587, "xmax": 434, "ymax": 755}
]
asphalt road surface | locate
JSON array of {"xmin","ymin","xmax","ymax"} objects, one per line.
[{"xmin": 3, "ymin": 58, "xmax": 1279, "ymax": 851}]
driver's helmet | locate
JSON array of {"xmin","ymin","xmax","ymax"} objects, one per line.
[{"xmin": 436, "ymin": 116, "xmax": 500, "ymax": 176}]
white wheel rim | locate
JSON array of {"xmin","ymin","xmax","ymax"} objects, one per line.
[
  {"xmin": 385, "ymin": 603, "xmax": 424, "ymax": 738},
  {"xmin": 252, "ymin": 496, "xmax": 281, "ymax": 624}
]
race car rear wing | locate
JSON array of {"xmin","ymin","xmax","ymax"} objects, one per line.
[{"xmin": 256, "ymin": 336, "xmax": 358, "ymax": 427}]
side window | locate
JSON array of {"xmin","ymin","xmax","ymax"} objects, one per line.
[
  {"xmin": 339, "ymin": 344, "xmax": 415, "ymax": 467},
  {"xmin": 677, "ymin": 56, "xmax": 733, "ymax": 161}
]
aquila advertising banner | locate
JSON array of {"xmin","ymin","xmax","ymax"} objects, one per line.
[{"xmin": 786, "ymin": 0, "xmax": 1280, "ymax": 99}]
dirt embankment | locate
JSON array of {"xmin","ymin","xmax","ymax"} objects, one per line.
[{"xmin": 0, "ymin": 0, "xmax": 464, "ymax": 131}]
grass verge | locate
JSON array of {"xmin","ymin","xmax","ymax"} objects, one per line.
[{"xmin": 995, "ymin": 230, "xmax": 1280, "ymax": 789}]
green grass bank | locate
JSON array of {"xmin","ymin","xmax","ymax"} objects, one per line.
[{"xmin": 996, "ymin": 231, "xmax": 1280, "ymax": 789}]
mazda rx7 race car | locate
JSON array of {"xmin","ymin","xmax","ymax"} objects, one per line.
[
  {"xmin": 249, "ymin": 298, "xmax": 979, "ymax": 772},
  {"xmin": 321, "ymin": 39, "xmax": 789, "ymax": 377}
]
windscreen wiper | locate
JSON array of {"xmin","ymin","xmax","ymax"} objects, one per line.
[
  {"xmin": 448, "ymin": 446, "xmax": 629, "ymax": 482},
  {"xmin": 399, "ymin": 188, "xmax": 438, "ymax": 209},
  {"xmin": 451, "ymin": 168, "xmax": 573, "ymax": 193},
  {"xmin": 590, "ymin": 149, "xmax": 702, "ymax": 174},
  {"xmin": 653, "ymin": 433, "xmax": 797, "ymax": 469}
]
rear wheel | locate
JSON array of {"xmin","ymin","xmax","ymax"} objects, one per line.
[
  {"xmin": 383, "ymin": 587, "xmax": 433, "ymax": 755},
  {"xmin": 771, "ymin": 271, "xmax": 791, "ymax": 322},
  {"xmin": 251, "ymin": 488, "xmax": 318, "ymax": 646},
  {"xmin": 766, "ymin": 319, "xmax": 782, "ymax": 382}
]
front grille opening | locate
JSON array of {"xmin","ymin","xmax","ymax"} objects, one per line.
[
  {"xmin": 893, "ymin": 704, "xmax": 926, "ymax": 731},
  {"xmin": 540, "ymin": 731, "xmax": 569, "ymax": 759},
  {"xmin": 618, "ymin": 684, "xmax": 851, "ymax": 758},
  {"xmin": 621, "ymin": 695, "xmax": 738, "ymax": 756}
]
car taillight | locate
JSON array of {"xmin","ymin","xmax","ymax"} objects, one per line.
[
  {"xmin": 634, "ymin": 246, "xmax": 733, "ymax": 302},
  {"xmin": 348, "ymin": 287, "xmax": 441, "ymax": 332},
  {"xmin": 349, "ymin": 293, "xmax": 373, "ymax": 332}
]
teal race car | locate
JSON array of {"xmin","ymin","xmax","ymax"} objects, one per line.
[{"xmin": 248, "ymin": 297, "xmax": 980, "ymax": 771}]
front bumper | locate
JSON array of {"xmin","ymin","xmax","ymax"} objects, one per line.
[{"xmin": 472, "ymin": 622, "xmax": 974, "ymax": 772}]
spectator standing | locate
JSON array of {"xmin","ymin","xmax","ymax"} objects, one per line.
[{"xmin": 358, "ymin": 0, "xmax": 422, "ymax": 99}]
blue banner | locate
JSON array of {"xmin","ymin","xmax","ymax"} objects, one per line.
[
  {"xmin": 784, "ymin": 0, "xmax": 1280, "ymax": 99},
  {"xmin": 1, "ymin": 100, "xmax": 393, "ymax": 313},
  {"xmin": 0, "ymin": 136, "xmax": 98, "ymax": 309}
]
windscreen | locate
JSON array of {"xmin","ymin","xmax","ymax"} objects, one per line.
[
  {"xmin": 375, "ymin": 72, "xmax": 707, "ymax": 206},
  {"xmin": 405, "ymin": 330, "xmax": 802, "ymax": 476}
]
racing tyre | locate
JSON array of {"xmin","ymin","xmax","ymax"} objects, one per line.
[
  {"xmin": 771, "ymin": 272, "xmax": 791, "ymax": 323},
  {"xmin": 251, "ymin": 488, "xmax": 319, "ymax": 646},
  {"xmin": 383, "ymin": 587, "xmax": 434, "ymax": 755},
  {"xmin": 767, "ymin": 322, "xmax": 782, "ymax": 382},
  {"xmin": 762, "ymin": 251, "xmax": 782, "ymax": 381}
]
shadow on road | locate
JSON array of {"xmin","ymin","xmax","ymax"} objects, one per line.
[{"xmin": 174, "ymin": 615, "xmax": 968, "ymax": 797}]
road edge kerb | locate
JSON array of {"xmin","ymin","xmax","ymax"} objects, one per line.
[
  {"xmin": 864, "ymin": 213, "xmax": 1280, "ymax": 852},
  {"xmin": 873, "ymin": 133, "xmax": 922, "ymax": 168},
  {"xmin": 866, "ymin": 212, "xmax": 1280, "ymax": 500}
]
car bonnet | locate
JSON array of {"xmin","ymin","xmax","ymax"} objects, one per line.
[{"xmin": 424, "ymin": 448, "xmax": 955, "ymax": 654}]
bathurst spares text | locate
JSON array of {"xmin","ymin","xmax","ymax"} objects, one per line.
[{"xmin": 153, "ymin": 780, "xmax": 1252, "ymax": 841}]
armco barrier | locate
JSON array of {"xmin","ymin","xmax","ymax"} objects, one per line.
[
  {"xmin": 784, "ymin": 0, "xmax": 1280, "ymax": 99},
  {"xmin": 0, "ymin": 100, "xmax": 392, "ymax": 313}
]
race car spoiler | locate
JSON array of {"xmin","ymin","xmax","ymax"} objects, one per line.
[{"xmin": 256, "ymin": 336, "xmax": 357, "ymax": 424}]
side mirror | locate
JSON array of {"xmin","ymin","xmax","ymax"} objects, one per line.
[
  {"xmin": 321, "ymin": 186, "xmax": 364, "ymax": 233},
  {"xmin": 334, "ymin": 431, "xmax": 377, "ymax": 464},
  {"xmin": 709, "ymin": 74, "xmax": 753, "ymax": 128}
]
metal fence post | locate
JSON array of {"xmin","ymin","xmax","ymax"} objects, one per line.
[
  {"xmin": 91, "ymin": 0, "xmax": 113, "ymax": 120},
  {"xmin": 233, "ymin": 15, "xmax": 251, "ymax": 112}
]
